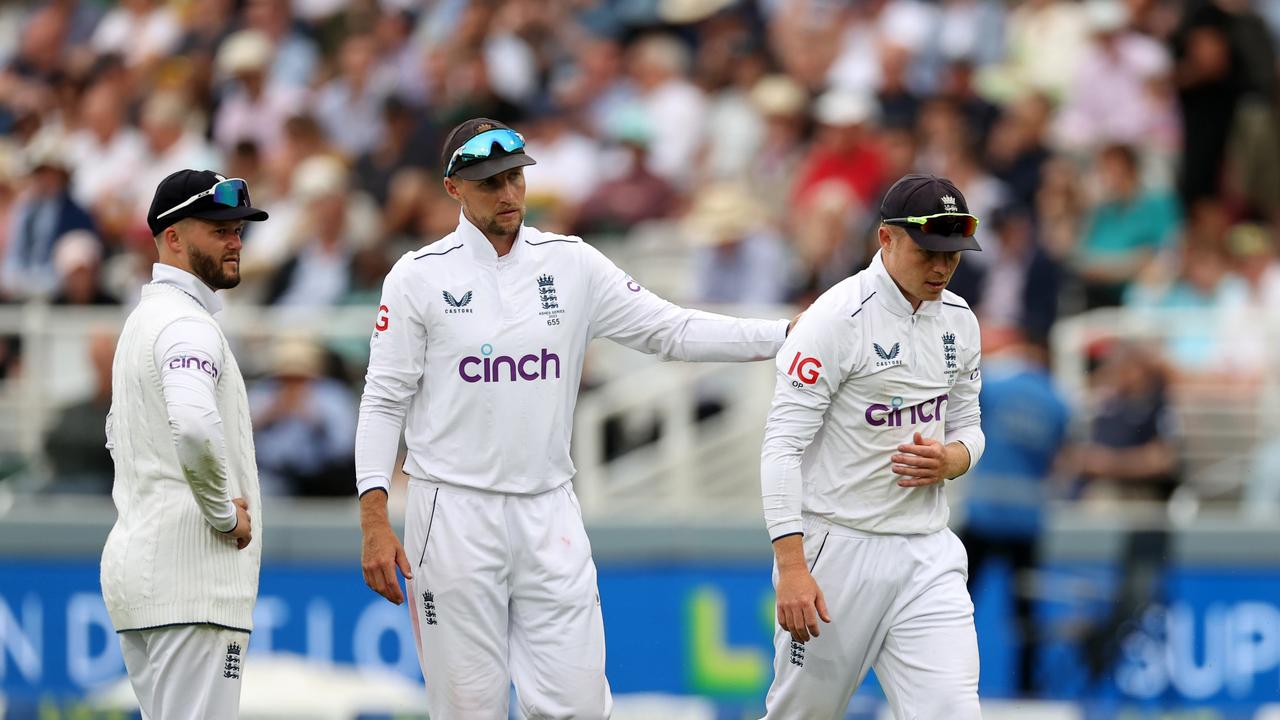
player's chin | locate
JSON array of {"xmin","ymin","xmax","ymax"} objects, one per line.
[{"xmin": 215, "ymin": 269, "xmax": 242, "ymax": 290}]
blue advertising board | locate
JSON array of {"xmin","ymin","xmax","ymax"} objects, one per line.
[{"xmin": 2, "ymin": 558, "xmax": 1279, "ymax": 717}]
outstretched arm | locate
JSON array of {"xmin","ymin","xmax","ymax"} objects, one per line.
[{"xmin": 584, "ymin": 243, "xmax": 789, "ymax": 362}]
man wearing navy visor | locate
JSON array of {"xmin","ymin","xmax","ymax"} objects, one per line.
[
  {"xmin": 102, "ymin": 170, "xmax": 268, "ymax": 718},
  {"xmin": 355, "ymin": 118, "xmax": 796, "ymax": 719},
  {"xmin": 760, "ymin": 174, "xmax": 987, "ymax": 719}
]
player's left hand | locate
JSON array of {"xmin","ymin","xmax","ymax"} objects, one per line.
[{"xmin": 892, "ymin": 432, "xmax": 946, "ymax": 487}]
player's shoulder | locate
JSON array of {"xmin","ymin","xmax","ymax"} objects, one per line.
[
  {"xmin": 938, "ymin": 289, "xmax": 979, "ymax": 323},
  {"xmin": 519, "ymin": 226, "xmax": 584, "ymax": 251},
  {"xmin": 389, "ymin": 233, "xmax": 465, "ymax": 278},
  {"xmin": 811, "ymin": 273, "xmax": 875, "ymax": 320}
]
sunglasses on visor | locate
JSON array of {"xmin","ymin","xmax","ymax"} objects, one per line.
[
  {"xmin": 156, "ymin": 178, "xmax": 250, "ymax": 220},
  {"xmin": 883, "ymin": 212, "xmax": 980, "ymax": 238},
  {"xmin": 445, "ymin": 128, "xmax": 526, "ymax": 177}
]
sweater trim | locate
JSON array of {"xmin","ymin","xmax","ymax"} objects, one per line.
[{"xmin": 114, "ymin": 621, "xmax": 252, "ymax": 635}]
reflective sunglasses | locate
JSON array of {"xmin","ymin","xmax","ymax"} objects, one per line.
[
  {"xmin": 156, "ymin": 178, "xmax": 250, "ymax": 220},
  {"xmin": 883, "ymin": 212, "xmax": 980, "ymax": 238},
  {"xmin": 445, "ymin": 128, "xmax": 526, "ymax": 177}
]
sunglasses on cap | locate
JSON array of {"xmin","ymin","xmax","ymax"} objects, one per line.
[
  {"xmin": 883, "ymin": 212, "xmax": 980, "ymax": 238},
  {"xmin": 445, "ymin": 128, "xmax": 526, "ymax": 178},
  {"xmin": 156, "ymin": 178, "xmax": 250, "ymax": 220}
]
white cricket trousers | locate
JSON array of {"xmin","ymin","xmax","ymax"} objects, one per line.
[
  {"xmin": 404, "ymin": 478, "xmax": 612, "ymax": 720},
  {"xmin": 119, "ymin": 624, "xmax": 249, "ymax": 719},
  {"xmin": 763, "ymin": 518, "xmax": 980, "ymax": 720}
]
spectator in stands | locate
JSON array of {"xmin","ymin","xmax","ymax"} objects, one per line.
[
  {"xmin": 978, "ymin": 0, "xmax": 1091, "ymax": 103},
  {"xmin": 791, "ymin": 89, "xmax": 885, "ymax": 214},
  {"xmin": 51, "ymin": 229, "xmax": 115, "ymax": 306},
  {"xmin": 876, "ymin": 43, "xmax": 920, "ymax": 131},
  {"xmin": 1, "ymin": 136, "xmax": 96, "ymax": 300},
  {"xmin": 745, "ymin": 74, "xmax": 809, "ymax": 224},
  {"xmin": 264, "ymin": 155, "xmax": 378, "ymax": 310},
  {"xmin": 213, "ymin": 30, "xmax": 305, "ymax": 155},
  {"xmin": 89, "ymin": 0, "xmax": 181, "ymax": 70},
  {"xmin": 0, "ymin": 5, "xmax": 66, "ymax": 136},
  {"xmin": 43, "ymin": 330, "xmax": 116, "ymax": 493},
  {"xmin": 1171, "ymin": 2, "xmax": 1242, "ymax": 207},
  {"xmin": 521, "ymin": 103, "xmax": 602, "ymax": 222},
  {"xmin": 1229, "ymin": 222, "xmax": 1280, "ymax": 308},
  {"xmin": 1075, "ymin": 340, "xmax": 1180, "ymax": 502},
  {"xmin": 244, "ymin": 0, "xmax": 319, "ymax": 91},
  {"xmin": 1124, "ymin": 238, "xmax": 1249, "ymax": 371},
  {"xmin": 962, "ymin": 328, "xmax": 1070, "ymax": 696},
  {"xmin": 1054, "ymin": 0, "xmax": 1176, "ymax": 154},
  {"xmin": 353, "ymin": 96, "xmax": 436, "ymax": 207},
  {"xmin": 312, "ymin": 33, "xmax": 393, "ymax": 158},
  {"xmin": 698, "ymin": 30, "xmax": 769, "ymax": 183},
  {"xmin": 978, "ymin": 206, "xmax": 1061, "ymax": 344},
  {"xmin": 249, "ymin": 336, "xmax": 356, "ymax": 497},
  {"xmin": 684, "ymin": 184, "xmax": 793, "ymax": 306},
  {"xmin": 939, "ymin": 60, "xmax": 1002, "ymax": 153},
  {"xmin": 558, "ymin": 34, "xmax": 633, "ymax": 140},
  {"xmin": 134, "ymin": 92, "xmax": 222, "ymax": 220},
  {"xmin": 987, "ymin": 93, "xmax": 1053, "ymax": 211},
  {"xmin": 572, "ymin": 114, "xmax": 678, "ymax": 237},
  {"xmin": 627, "ymin": 34, "xmax": 707, "ymax": 186},
  {"xmin": 1073, "ymin": 144, "xmax": 1181, "ymax": 308},
  {"xmin": 66, "ymin": 81, "xmax": 146, "ymax": 218}
]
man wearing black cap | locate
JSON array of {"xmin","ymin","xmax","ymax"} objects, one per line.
[
  {"xmin": 101, "ymin": 170, "xmax": 269, "ymax": 718},
  {"xmin": 354, "ymin": 119, "xmax": 793, "ymax": 718},
  {"xmin": 759, "ymin": 175, "xmax": 986, "ymax": 718}
]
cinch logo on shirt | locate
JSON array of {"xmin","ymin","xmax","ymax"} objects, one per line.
[
  {"xmin": 458, "ymin": 345, "xmax": 561, "ymax": 383},
  {"xmin": 168, "ymin": 355, "xmax": 219, "ymax": 379},
  {"xmin": 865, "ymin": 393, "xmax": 948, "ymax": 427}
]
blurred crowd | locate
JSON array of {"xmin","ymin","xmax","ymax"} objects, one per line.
[{"xmin": 2, "ymin": 0, "xmax": 1280, "ymax": 506}]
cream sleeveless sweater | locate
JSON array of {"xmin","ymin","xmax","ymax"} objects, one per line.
[{"xmin": 101, "ymin": 282, "xmax": 261, "ymax": 632}]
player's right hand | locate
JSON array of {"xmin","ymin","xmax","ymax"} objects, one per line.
[
  {"xmin": 223, "ymin": 497, "xmax": 252, "ymax": 550},
  {"xmin": 776, "ymin": 566, "xmax": 831, "ymax": 643},
  {"xmin": 361, "ymin": 523, "xmax": 413, "ymax": 605}
]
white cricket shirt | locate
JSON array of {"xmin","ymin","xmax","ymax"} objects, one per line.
[
  {"xmin": 761, "ymin": 250, "xmax": 986, "ymax": 539},
  {"xmin": 355, "ymin": 214, "xmax": 789, "ymax": 497}
]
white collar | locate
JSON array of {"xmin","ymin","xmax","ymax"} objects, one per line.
[
  {"xmin": 151, "ymin": 263, "xmax": 223, "ymax": 315},
  {"xmin": 457, "ymin": 211, "xmax": 525, "ymax": 264},
  {"xmin": 868, "ymin": 250, "xmax": 940, "ymax": 318}
]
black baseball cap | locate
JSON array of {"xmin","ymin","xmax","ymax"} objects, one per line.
[
  {"xmin": 880, "ymin": 174, "xmax": 982, "ymax": 252},
  {"xmin": 147, "ymin": 169, "xmax": 268, "ymax": 236},
  {"xmin": 440, "ymin": 118, "xmax": 536, "ymax": 180}
]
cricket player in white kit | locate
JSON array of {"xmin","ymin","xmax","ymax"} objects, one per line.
[
  {"xmin": 101, "ymin": 170, "xmax": 269, "ymax": 718},
  {"xmin": 355, "ymin": 118, "xmax": 792, "ymax": 719},
  {"xmin": 760, "ymin": 175, "xmax": 987, "ymax": 719}
]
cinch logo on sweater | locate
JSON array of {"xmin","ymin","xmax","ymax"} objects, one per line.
[
  {"xmin": 167, "ymin": 355, "xmax": 220, "ymax": 379},
  {"xmin": 865, "ymin": 393, "xmax": 948, "ymax": 427},
  {"xmin": 458, "ymin": 345, "xmax": 561, "ymax": 383}
]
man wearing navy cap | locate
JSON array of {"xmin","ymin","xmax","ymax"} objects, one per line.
[
  {"xmin": 354, "ymin": 118, "xmax": 794, "ymax": 718},
  {"xmin": 760, "ymin": 175, "xmax": 986, "ymax": 718},
  {"xmin": 101, "ymin": 170, "xmax": 268, "ymax": 718}
]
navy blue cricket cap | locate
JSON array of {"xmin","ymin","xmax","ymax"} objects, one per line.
[
  {"xmin": 440, "ymin": 118, "xmax": 537, "ymax": 181},
  {"xmin": 880, "ymin": 174, "xmax": 982, "ymax": 252},
  {"xmin": 147, "ymin": 169, "xmax": 268, "ymax": 236}
]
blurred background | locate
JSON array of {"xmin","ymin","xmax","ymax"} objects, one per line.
[{"xmin": 0, "ymin": 0, "xmax": 1279, "ymax": 718}]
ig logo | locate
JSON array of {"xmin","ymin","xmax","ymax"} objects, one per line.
[{"xmin": 787, "ymin": 351, "xmax": 822, "ymax": 386}]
